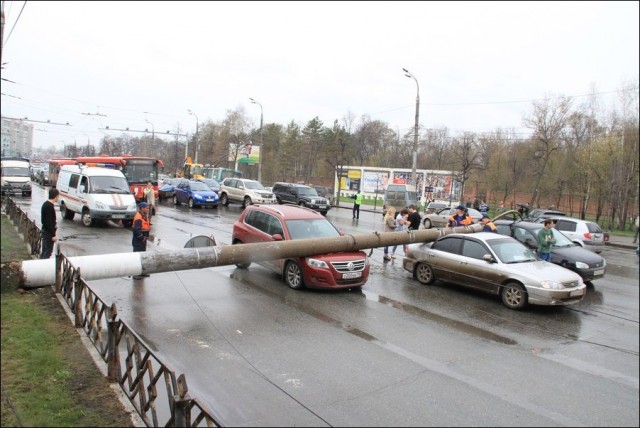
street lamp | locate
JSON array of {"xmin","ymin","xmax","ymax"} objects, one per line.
[
  {"xmin": 402, "ymin": 67, "xmax": 420, "ymax": 187},
  {"xmin": 187, "ymin": 109, "xmax": 199, "ymax": 163},
  {"xmin": 145, "ymin": 119, "xmax": 154, "ymax": 157},
  {"xmin": 249, "ymin": 97, "xmax": 263, "ymax": 182}
]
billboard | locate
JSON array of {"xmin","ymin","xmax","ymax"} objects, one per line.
[{"xmin": 229, "ymin": 143, "xmax": 260, "ymax": 164}]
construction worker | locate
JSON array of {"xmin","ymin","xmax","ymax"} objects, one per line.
[
  {"xmin": 448, "ymin": 205, "xmax": 473, "ymax": 228},
  {"xmin": 481, "ymin": 214, "xmax": 497, "ymax": 232},
  {"xmin": 132, "ymin": 202, "xmax": 151, "ymax": 279}
]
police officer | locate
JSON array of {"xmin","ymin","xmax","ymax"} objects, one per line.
[{"xmin": 352, "ymin": 190, "xmax": 363, "ymax": 219}]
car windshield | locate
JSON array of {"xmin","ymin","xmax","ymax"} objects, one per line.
[
  {"xmin": 298, "ymin": 187, "xmax": 319, "ymax": 196},
  {"xmin": 285, "ymin": 219, "xmax": 340, "ymax": 240},
  {"xmin": 90, "ymin": 176, "xmax": 130, "ymax": 194},
  {"xmin": 244, "ymin": 181, "xmax": 265, "ymax": 190},
  {"xmin": 190, "ymin": 182, "xmax": 210, "ymax": 191},
  {"xmin": 487, "ymin": 239, "xmax": 538, "ymax": 264}
]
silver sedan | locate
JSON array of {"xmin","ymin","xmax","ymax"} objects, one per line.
[
  {"xmin": 422, "ymin": 207, "xmax": 483, "ymax": 229},
  {"xmin": 402, "ymin": 232, "xmax": 586, "ymax": 310}
]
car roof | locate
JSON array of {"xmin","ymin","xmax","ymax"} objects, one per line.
[
  {"xmin": 440, "ymin": 232, "xmax": 512, "ymax": 242},
  {"xmin": 245, "ymin": 204, "xmax": 323, "ymax": 219}
]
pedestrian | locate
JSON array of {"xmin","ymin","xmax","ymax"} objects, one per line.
[
  {"xmin": 40, "ymin": 188, "xmax": 60, "ymax": 259},
  {"xmin": 352, "ymin": 190, "xmax": 363, "ymax": 219},
  {"xmin": 392, "ymin": 208, "xmax": 409, "ymax": 257},
  {"xmin": 537, "ymin": 218, "xmax": 556, "ymax": 262},
  {"xmin": 448, "ymin": 205, "xmax": 473, "ymax": 228},
  {"xmin": 132, "ymin": 202, "xmax": 151, "ymax": 279},
  {"xmin": 407, "ymin": 204, "xmax": 421, "ymax": 231},
  {"xmin": 633, "ymin": 214, "xmax": 639, "ymax": 243},
  {"xmin": 481, "ymin": 214, "xmax": 497, "ymax": 232},
  {"xmin": 479, "ymin": 200, "xmax": 488, "ymax": 215},
  {"xmin": 143, "ymin": 181, "xmax": 156, "ymax": 220},
  {"xmin": 383, "ymin": 206, "xmax": 397, "ymax": 261}
]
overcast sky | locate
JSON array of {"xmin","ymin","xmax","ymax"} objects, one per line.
[{"xmin": 1, "ymin": 1, "xmax": 638, "ymax": 150}]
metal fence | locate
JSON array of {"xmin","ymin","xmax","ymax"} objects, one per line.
[{"xmin": 2, "ymin": 197, "xmax": 222, "ymax": 427}]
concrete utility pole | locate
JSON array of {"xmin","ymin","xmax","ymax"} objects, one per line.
[
  {"xmin": 402, "ymin": 68, "xmax": 420, "ymax": 187},
  {"xmin": 20, "ymin": 224, "xmax": 485, "ymax": 288},
  {"xmin": 188, "ymin": 110, "xmax": 199, "ymax": 163},
  {"xmin": 249, "ymin": 98, "xmax": 263, "ymax": 182}
]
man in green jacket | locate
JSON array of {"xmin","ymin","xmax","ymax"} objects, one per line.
[{"xmin": 537, "ymin": 218, "xmax": 556, "ymax": 262}]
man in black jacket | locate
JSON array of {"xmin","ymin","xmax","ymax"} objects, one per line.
[
  {"xmin": 40, "ymin": 188, "xmax": 60, "ymax": 259},
  {"xmin": 407, "ymin": 204, "xmax": 421, "ymax": 231}
]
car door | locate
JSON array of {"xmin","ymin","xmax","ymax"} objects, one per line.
[
  {"xmin": 428, "ymin": 236, "xmax": 464, "ymax": 281},
  {"xmin": 176, "ymin": 182, "xmax": 188, "ymax": 203},
  {"xmin": 433, "ymin": 208, "xmax": 453, "ymax": 227},
  {"xmin": 454, "ymin": 237, "xmax": 502, "ymax": 294}
]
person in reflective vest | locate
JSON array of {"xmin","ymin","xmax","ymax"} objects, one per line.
[
  {"xmin": 352, "ymin": 190, "xmax": 363, "ymax": 219},
  {"xmin": 448, "ymin": 205, "xmax": 473, "ymax": 227},
  {"xmin": 481, "ymin": 214, "xmax": 497, "ymax": 232},
  {"xmin": 132, "ymin": 202, "xmax": 151, "ymax": 252}
]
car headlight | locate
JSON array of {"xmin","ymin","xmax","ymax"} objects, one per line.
[
  {"xmin": 539, "ymin": 280, "xmax": 564, "ymax": 290},
  {"xmin": 194, "ymin": 194, "xmax": 203, "ymax": 200},
  {"xmin": 95, "ymin": 201, "xmax": 106, "ymax": 209},
  {"xmin": 306, "ymin": 257, "xmax": 329, "ymax": 269},
  {"xmin": 575, "ymin": 262, "xmax": 589, "ymax": 269}
]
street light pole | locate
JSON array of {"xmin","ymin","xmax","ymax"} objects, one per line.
[
  {"xmin": 145, "ymin": 119, "xmax": 154, "ymax": 158},
  {"xmin": 402, "ymin": 68, "xmax": 420, "ymax": 187},
  {"xmin": 187, "ymin": 109, "xmax": 199, "ymax": 163},
  {"xmin": 249, "ymin": 97, "xmax": 263, "ymax": 182}
]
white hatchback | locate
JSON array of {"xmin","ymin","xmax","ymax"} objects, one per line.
[{"xmin": 552, "ymin": 217, "xmax": 605, "ymax": 253}]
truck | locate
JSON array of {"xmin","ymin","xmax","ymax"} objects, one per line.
[
  {"xmin": 1, "ymin": 157, "xmax": 32, "ymax": 197},
  {"xmin": 179, "ymin": 156, "xmax": 205, "ymax": 180}
]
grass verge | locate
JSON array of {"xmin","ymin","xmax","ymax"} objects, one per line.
[{"xmin": 1, "ymin": 214, "xmax": 135, "ymax": 427}]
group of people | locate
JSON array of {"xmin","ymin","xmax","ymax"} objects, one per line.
[{"xmin": 39, "ymin": 181, "xmax": 157, "ymax": 281}]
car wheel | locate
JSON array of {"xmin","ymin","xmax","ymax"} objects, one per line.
[
  {"xmin": 242, "ymin": 196, "xmax": 252, "ymax": 208},
  {"xmin": 298, "ymin": 201, "xmax": 306, "ymax": 208},
  {"xmin": 61, "ymin": 203, "xmax": 75, "ymax": 220},
  {"xmin": 173, "ymin": 195, "xmax": 180, "ymax": 205},
  {"xmin": 122, "ymin": 220, "xmax": 133, "ymax": 228},
  {"xmin": 501, "ymin": 282, "xmax": 527, "ymax": 310},
  {"xmin": 284, "ymin": 260, "xmax": 305, "ymax": 290},
  {"xmin": 81, "ymin": 210, "xmax": 94, "ymax": 227},
  {"xmin": 415, "ymin": 263, "xmax": 435, "ymax": 285},
  {"xmin": 220, "ymin": 193, "xmax": 229, "ymax": 206},
  {"xmin": 423, "ymin": 218, "xmax": 432, "ymax": 229},
  {"xmin": 188, "ymin": 198, "xmax": 195, "ymax": 208},
  {"xmin": 232, "ymin": 240, "xmax": 251, "ymax": 268}
]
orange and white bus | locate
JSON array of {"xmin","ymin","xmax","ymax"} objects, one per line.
[
  {"xmin": 48, "ymin": 158, "xmax": 77, "ymax": 188},
  {"xmin": 75, "ymin": 155, "xmax": 164, "ymax": 201}
]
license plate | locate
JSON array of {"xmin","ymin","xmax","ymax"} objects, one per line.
[
  {"xmin": 570, "ymin": 289, "xmax": 584, "ymax": 297},
  {"xmin": 342, "ymin": 272, "xmax": 362, "ymax": 279},
  {"xmin": 206, "ymin": 199, "xmax": 213, "ymax": 201},
  {"xmin": 594, "ymin": 269, "xmax": 605, "ymax": 276},
  {"xmin": 112, "ymin": 215, "xmax": 125, "ymax": 219},
  {"xmin": 319, "ymin": 205, "xmax": 327, "ymax": 209}
]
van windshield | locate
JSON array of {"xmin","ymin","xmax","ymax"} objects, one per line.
[
  {"xmin": 90, "ymin": 177, "xmax": 131, "ymax": 194},
  {"xmin": 2, "ymin": 167, "xmax": 30, "ymax": 177}
]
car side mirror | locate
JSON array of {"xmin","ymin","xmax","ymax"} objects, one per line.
[{"xmin": 483, "ymin": 254, "xmax": 495, "ymax": 263}]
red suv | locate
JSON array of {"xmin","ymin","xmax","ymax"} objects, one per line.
[{"xmin": 232, "ymin": 204, "xmax": 370, "ymax": 290}]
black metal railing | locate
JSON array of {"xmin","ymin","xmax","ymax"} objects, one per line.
[{"xmin": 2, "ymin": 197, "xmax": 221, "ymax": 427}]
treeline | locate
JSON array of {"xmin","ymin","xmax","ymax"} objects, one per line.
[{"xmin": 59, "ymin": 84, "xmax": 638, "ymax": 230}]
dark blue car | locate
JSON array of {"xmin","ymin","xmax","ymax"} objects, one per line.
[
  {"xmin": 158, "ymin": 178, "xmax": 187, "ymax": 201},
  {"xmin": 173, "ymin": 180, "xmax": 219, "ymax": 208}
]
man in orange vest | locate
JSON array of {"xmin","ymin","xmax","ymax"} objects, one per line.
[
  {"xmin": 448, "ymin": 205, "xmax": 473, "ymax": 228},
  {"xmin": 132, "ymin": 202, "xmax": 151, "ymax": 279}
]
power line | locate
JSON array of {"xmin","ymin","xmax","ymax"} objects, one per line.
[{"xmin": 2, "ymin": 1, "xmax": 27, "ymax": 48}]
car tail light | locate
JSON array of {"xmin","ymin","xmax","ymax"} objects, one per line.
[{"xmin": 583, "ymin": 232, "xmax": 591, "ymax": 239}]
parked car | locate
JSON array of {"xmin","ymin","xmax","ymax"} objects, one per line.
[
  {"xmin": 195, "ymin": 178, "xmax": 220, "ymax": 194},
  {"xmin": 173, "ymin": 180, "xmax": 219, "ymax": 208},
  {"xmin": 312, "ymin": 185, "xmax": 334, "ymax": 205},
  {"xmin": 157, "ymin": 178, "xmax": 187, "ymax": 201},
  {"xmin": 232, "ymin": 204, "xmax": 370, "ymax": 290},
  {"xmin": 526, "ymin": 209, "xmax": 566, "ymax": 222},
  {"xmin": 37, "ymin": 164, "xmax": 50, "ymax": 185},
  {"xmin": 272, "ymin": 182, "xmax": 331, "ymax": 215},
  {"xmin": 219, "ymin": 178, "xmax": 277, "ymax": 208},
  {"xmin": 494, "ymin": 219, "xmax": 606, "ymax": 282},
  {"xmin": 551, "ymin": 217, "xmax": 606, "ymax": 253},
  {"xmin": 424, "ymin": 201, "xmax": 452, "ymax": 214},
  {"xmin": 402, "ymin": 232, "xmax": 586, "ymax": 310},
  {"xmin": 422, "ymin": 207, "xmax": 482, "ymax": 229}
]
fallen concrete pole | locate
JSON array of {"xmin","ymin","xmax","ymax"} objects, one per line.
[{"xmin": 20, "ymin": 223, "xmax": 488, "ymax": 287}]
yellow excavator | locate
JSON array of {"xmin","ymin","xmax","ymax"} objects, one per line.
[{"xmin": 179, "ymin": 156, "xmax": 205, "ymax": 179}]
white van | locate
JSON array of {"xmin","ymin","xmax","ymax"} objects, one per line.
[
  {"xmin": 1, "ymin": 157, "xmax": 32, "ymax": 197},
  {"xmin": 382, "ymin": 184, "xmax": 418, "ymax": 216},
  {"xmin": 57, "ymin": 165, "xmax": 137, "ymax": 227}
]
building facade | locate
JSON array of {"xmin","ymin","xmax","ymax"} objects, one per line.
[{"xmin": 1, "ymin": 117, "xmax": 34, "ymax": 158}]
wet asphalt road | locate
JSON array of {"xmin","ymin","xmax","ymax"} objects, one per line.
[{"xmin": 13, "ymin": 188, "xmax": 640, "ymax": 426}]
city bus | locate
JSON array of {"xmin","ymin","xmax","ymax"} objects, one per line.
[
  {"xmin": 75, "ymin": 155, "xmax": 164, "ymax": 201},
  {"xmin": 202, "ymin": 166, "xmax": 243, "ymax": 182},
  {"xmin": 48, "ymin": 158, "xmax": 77, "ymax": 188}
]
